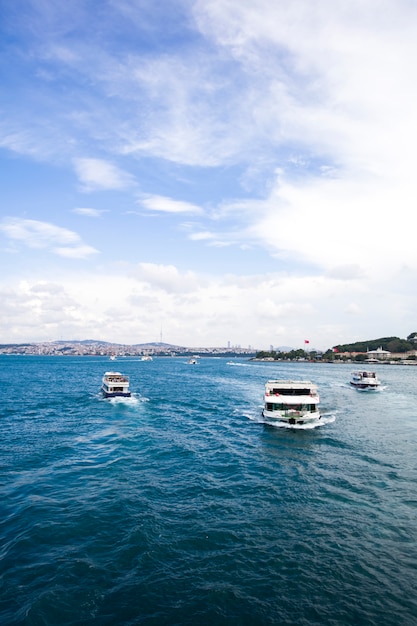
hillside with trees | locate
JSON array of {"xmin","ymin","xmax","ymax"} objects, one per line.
[
  {"xmin": 332, "ymin": 333, "xmax": 417, "ymax": 354},
  {"xmin": 254, "ymin": 333, "xmax": 417, "ymax": 361}
]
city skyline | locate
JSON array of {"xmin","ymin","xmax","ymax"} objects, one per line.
[{"xmin": 1, "ymin": 1, "xmax": 417, "ymax": 350}]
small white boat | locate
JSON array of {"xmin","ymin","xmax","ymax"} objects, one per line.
[
  {"xmin": 141, "ymin": 355, "xmax": 153, "ymax": 361},
  {"xmin": 101, "ymin": 371, "xmax": 131, "ymax": 397},
  {"xmin": 188, "ymin": 358, "xmax": 197, "ymax": 364},
  {"xmin": 350, "ymin": 371, "xmax": 381, "ymax": 390},
  {"xmin": 262, "ymin": 380, "xmax": 321, "ymax": 426}
]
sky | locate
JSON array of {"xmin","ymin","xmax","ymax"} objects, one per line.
[{"xmin": 1, "ymin": 0, "xmax": 417, "ymax": 350}]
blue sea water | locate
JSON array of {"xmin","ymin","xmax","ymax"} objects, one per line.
[{"xmin": 1, "ymin": 355, "xmax": 417, "ymax": 626}]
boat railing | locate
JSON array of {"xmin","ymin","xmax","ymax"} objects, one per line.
[
  {"xmin": 265, "ymin": 390, "xmax": 318, "ymax": 397},
  {"xmin": 105, "ymin": 376, "xmax": 129, "ymax": 383}
]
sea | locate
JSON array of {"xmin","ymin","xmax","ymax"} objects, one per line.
[{"xmin": 1, "ymin": 355, "xmax": 417, "ymax": 626}]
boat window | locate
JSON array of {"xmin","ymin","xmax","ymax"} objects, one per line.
[{"xmin": 273, "ymin": 388, "xmax": 311, "ymax": 396}]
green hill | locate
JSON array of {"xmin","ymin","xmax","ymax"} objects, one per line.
[{"xmin": 333, "ymin": 334, "xmax": 416, "ymax": 354}]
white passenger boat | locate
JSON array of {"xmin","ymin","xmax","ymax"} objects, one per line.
[
  {"xmin": 262, "ymin": 380, "xmax": 321, "ymax": 426},
  {"xmin": 350, "ymin": 371, "xmax": 380, "ymax": 390},
  {"xmin": 101, "ymin": 371, "xmax": 131, "ymax": 397}
]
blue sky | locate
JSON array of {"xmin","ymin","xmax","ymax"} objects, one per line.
[{"xmin": 1, "ymin": 0, "xmax": 417, "ymax": 349}]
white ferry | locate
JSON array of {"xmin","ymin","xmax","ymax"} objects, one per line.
[
  {"xmin": 350, "ymin": 371, "xmax": 381, "ymax": 390},
  {"xmin": 262, "ymin": 380, "xmax": 321, "ymax": 426},
  {"xmin": 101, "ymin": 371, "xmax": 131, "ymax": 398}
]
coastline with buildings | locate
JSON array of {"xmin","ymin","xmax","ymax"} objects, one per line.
[
  {"xmin": 253, "ymin": 344, "xmax": 417, "ymax": 365},
  {"xmin": 1, "ymin": 334, "xmax": 417, "ymax": 364},
  {"xmin": 0, "ymin": 340, "xmax": 257, "ymax": 358}
]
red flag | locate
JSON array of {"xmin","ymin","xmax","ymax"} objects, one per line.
[{"xmin": 304, "ymin": 340, "xmax": 310, "ymax": 344}]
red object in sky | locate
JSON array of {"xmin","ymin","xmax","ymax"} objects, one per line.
[{"xmin": 304, "ymin": 340, "xmax": 310, "ymax": 344}]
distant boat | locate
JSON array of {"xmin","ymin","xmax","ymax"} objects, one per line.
[
  {"xmin": 141, "ymin": 355, "xmax": 153, "ymax": 361},
  {"xmin": 187, "ymin": 358, "xmax": 197, "ymax": 364},
  {"xmin": 350, "ymin": 371, "xmax": 381, "ymax": 390},
  {"xmin": 101, "ymin": 371, "xmax": 131, "ymax": 398},
  {"xmin": 109, "ymin": 355, "xmax": 116, "ymax": 361},
  {"xmin": 262, "ymin": 379, "xmax": 321, "ymax": 426}
]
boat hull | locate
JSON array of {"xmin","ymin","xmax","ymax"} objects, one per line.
[
  {"xmin": 101, "ymin": 388, "xmax": 131, "ymax": 398},
  {"xmin": 350, "ymin": 382, "xmax": 379, "ymax": 390},
  {"xmin": 262, "ymin": 408, "xmax": 321, "ymax": 425}
]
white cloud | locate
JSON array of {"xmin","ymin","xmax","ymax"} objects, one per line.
[
  {"xmin": 0, "ymin": 218, "xmax": 98, "ymax": 259},
  {"xmin": 247, "ymin": 171, "xmax": 417, "ymax": 278},
  {"xmin": 0, "ymin": 262, "xmax": 416, "ymax": 348},
  {"xmin": 345, "ymin": 303, "xmax": 362, "ymax": 315},
  {"xmin": 131, "ymin": 263, "xmax": 201, "ymax": 293},
  {"xmin": 53, "ymin": 245, "xmax": 99, "ymax": 259},
  {"xmin": 326, "ymin": 265, "xmax": 364, "ymax": 281},
  {"xmin": 72, "ymin": 207, "xmax": 107, "ymax": 218},
  {"xmin": 140, "ymin": 195, "xmax": 204, "ymax": 215},
  {"xmin": 0, "ymin": 281, "xmax": 80, "ymax": 341},
  {"xmin": 73, "ymin": 158, "xmax": 136, "ymax": 191},
  {"xmin": 189, "ymin": 231, "xmax": 216, "ymax": 241}
]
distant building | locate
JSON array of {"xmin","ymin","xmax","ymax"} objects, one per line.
[{"xmin": 366, "ymin": 346, "xmax": 391, "ymax": 361}]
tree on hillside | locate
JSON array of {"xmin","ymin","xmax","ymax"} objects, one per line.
[{"xmin": 386, "ymin": 338, "xmax": 414, "ymax": 353}]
